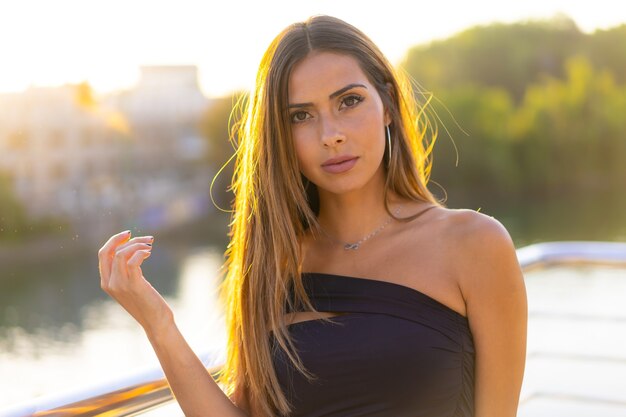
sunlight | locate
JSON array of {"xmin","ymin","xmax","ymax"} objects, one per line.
[{"xmin": 0, "ymin": 0, "xmax": 623, "ymax": 97}]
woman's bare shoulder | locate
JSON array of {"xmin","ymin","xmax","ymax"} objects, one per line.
[
  {"xmin": 421, "ymin": 206, "xmax": 517, "ymax": 275},
  {"xmin": 390, "ymin": 205, "xmax": 514, "ymax": 317},
  {"xmin": 438, "ymin": 207, "xmax": 522, "ymax": 294},
  {"xmin": 394, "ymin": 204, "xmax": 511, "ymax": 263},
  {"xmin": 428, "ymin": 206, "xmax": 512, "ymax": 244}
]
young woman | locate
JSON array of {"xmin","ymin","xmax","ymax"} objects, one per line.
[{"xmin": 98, "ymin": 15, "xmax": 527, "ymax": 417}]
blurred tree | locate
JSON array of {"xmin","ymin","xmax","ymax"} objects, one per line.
[
  {"xmin": 403, "ymin": 15, "xmax": 584, "ymax": 101},
  {"xmin": 406, "ymin": 18, "xmax": 626, "ymax": 208},
  {"xmin": 430, "ymin": 54, "xmax": 626, "ymax": 204},
  {"xmin": 0, "ymin": 170, "xmax": 71, "ymax": 243},
  {"xmin": 510, "ymin": 56, "xmax": 626, "ymax": 192},
  {"xmin": 430, "ymin": 86, "xmax": 520, "ymax": 202},
  {"xmin": 586, "ymin": 24, "xmax": 626, "ymax": 85},
  {"xmin": 0, "ymin": 171, "xmax": 29, "ymax": 242},
  {"xmin": 199, "ymin": 92, "xmax": 247, "ymax": 209}
]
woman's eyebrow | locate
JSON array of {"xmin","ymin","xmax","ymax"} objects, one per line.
[
  {"xmin": 288, "ymin": 83, "xmax": 368, "ymax": 109},
  {"xmin": 329, "ymin": 83, "xmax": 367, "ymax": 99}
]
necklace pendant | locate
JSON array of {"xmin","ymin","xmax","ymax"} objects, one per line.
[{"xmin": 344, "ymin": 243, "xmax": 360, "ymax": 250}]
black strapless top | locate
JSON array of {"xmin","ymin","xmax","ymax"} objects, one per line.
[{"xmin": 270, "ymin": 272, "xmax": 475, "ymax": 417}]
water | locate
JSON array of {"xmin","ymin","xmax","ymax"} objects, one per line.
[
  {"xmin": 520, "ymin": 265, "xmax": 626, "ymax": 416},
  {"xmin": 1, "ymin": 192, "xmax": 625, "ymax": 409},
  {"xmin": 0, "ymin": 231, "xmax": 228, "ymax": 407}
]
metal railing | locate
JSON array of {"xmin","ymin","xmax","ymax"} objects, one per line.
[
  {"xmin": 2, "ymin": 240, "xmax": 626, "ymax": 417},
  {"xmin": 0, "ymin": 362, "xmax": 221, "ymax": 417}
]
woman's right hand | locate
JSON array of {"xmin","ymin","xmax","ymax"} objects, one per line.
[{"xmin": 98, "ymin": 230, "xmax": 174, "ymax": 337}]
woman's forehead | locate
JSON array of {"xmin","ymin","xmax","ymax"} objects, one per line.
[{"xmin": 288, "ymin": 51, "xmax": 372, "ymax": 102}]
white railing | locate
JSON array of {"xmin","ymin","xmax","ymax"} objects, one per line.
[{"xmin": 2, "ymin": 241, "xmax": 626, "ymax": 417}]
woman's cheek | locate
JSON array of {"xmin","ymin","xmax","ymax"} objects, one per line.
[{"xmin": 293, "ymin": 136, "xmax": 315, "ymax": 177}]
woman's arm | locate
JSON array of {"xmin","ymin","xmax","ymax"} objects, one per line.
[
  {"xmin": 147, "ymin": 321, "xmax": 250, "ymax": 417},
  {"xmin": 98, "ymin": 231, "xmax": 249, "ymax": 417},
  {"xmin": 455, "ymin": 212, "xmax": 528, "ymax": 417}
]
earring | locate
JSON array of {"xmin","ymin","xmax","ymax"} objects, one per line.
[{"xmin": 385, "ymin": 124, "xmax": 392, "ymax": 166}]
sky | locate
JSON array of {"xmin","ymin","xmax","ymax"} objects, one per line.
[{"xmin": 0, "ymin": 0, "xmax": 624, "ymax": 98}]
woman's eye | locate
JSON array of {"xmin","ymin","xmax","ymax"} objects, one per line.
[
  {"xmin": 340, "ymin": 94, "xmax": 363, "ymax": 109},
  {"xmin": 291, "ymin": 111, "xmax": 310, "ymax": 123}
]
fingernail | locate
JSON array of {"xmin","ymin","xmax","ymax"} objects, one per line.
[{"xmin": 146, "ymin": 243, "xmax": 152, "ymax": 246}]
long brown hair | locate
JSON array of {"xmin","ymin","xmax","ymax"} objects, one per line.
[{"xmin": 216, "ymin": 15, "xmax": 442, "ymax": 416}]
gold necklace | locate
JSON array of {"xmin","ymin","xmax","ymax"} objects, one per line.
[{"xmin": 322, "ymin": 208, "xmax": 400, "ymax": 250}]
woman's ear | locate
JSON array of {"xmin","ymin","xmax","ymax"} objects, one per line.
[
  {"xmin": 384, "ymin": 110, "xmax": 392, "ymax": 126},
  {"xmin": 383, "ymin": 82, "xmax": 394, "ymax": 125}
]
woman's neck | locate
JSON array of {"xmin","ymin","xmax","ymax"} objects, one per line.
[{"xmin": 316, "ymin": 175, "xmax": 397, "ymax": 244}]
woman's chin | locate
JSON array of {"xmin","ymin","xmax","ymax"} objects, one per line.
[{"xmin": 316, "ymin": 178, "xmax": 379, "ymax": 197}]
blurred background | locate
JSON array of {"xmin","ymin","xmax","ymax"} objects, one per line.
[{"xmin": 0, "ymin": 0, "xmax": 625, "ymax": 414}]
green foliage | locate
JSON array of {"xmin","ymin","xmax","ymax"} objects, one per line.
[
  {"xmin": 0, "ymin": 171, "xmax": 29, "ymax": 242},
  {"xmin": 402, "ymin": 16, "xmax": 626, "ymax": 206},
  {"xmin": 585, "ymin": 24, "xmax": 626, "ymax": 85},
  {"xmin": 0, "ymin": 171, "xmax": 70, "ymax": 243},
  {"xmin": 430, "ymin": 86, "xmax": 520, "ymax": 200},
  {"xmin": 428, "ymin": 54, "xmax": 626, "ymax": 203},
  {"xmin": 199, "ymin": 92, "xmax": 247, "ymax": 209},
  {"xmin": 510, "ymin": 56, "xmax": 626, "ymax": 191},
  {"xmin": 403, "ymin": 15, "xmax": 584, "ymax": 101}
]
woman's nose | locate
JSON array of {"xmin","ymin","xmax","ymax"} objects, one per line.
[{"xmin": 320, "ymin": 117, "xmax": 346, "ymax": 148}]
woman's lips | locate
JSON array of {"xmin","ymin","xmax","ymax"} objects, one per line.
[{"xmin": 321, "ymin": 157, "xmax": 359, "ymax": 174}]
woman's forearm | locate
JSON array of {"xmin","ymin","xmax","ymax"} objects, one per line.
[
  {"xmin": 147, "ymin": 321, "xmax": 249, "ymax": 417},
  {"xmin": 98, "ymin": 232, "xmax": 246, "ymax": 416}
]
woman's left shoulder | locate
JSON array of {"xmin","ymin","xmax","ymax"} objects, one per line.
[
  {"xmin": 405, "ymin": 204, "xmax": 515, "ymax": 256},
  {"xmin": 438, "ymin": 208, "xmax": 524, "ymax": 301},
  {"xmin": 432, "ymin": 209, "xmax": 527, "ymax": 415},
  {"xmin": 440, "ymin": 208, "xmax": 514, "ymax": 247}
]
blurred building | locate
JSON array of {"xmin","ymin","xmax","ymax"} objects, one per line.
[
  {"xmin": 0, "ymin": 66, "xmax": 213, "ymax": 243},
  {"xmin": 110, "ymin": 65, "xmax": 209, "ymax": 164}
]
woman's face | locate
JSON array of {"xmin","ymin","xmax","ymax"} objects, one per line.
[{"xmin": 287, "ymin": 51, "xmax": 389, "ymax": 197}]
